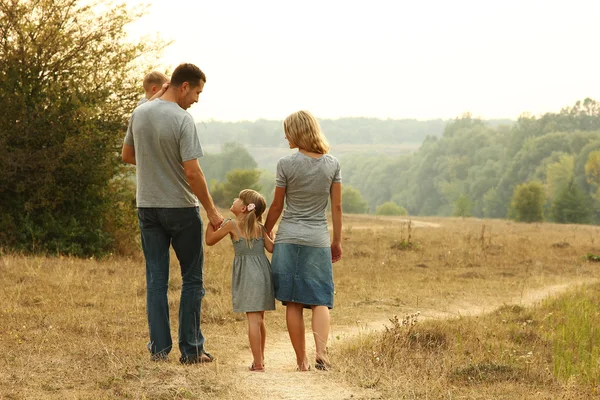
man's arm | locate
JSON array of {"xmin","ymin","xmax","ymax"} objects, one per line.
[
  {"xmin": 183, "ymin": 159, "xmax": 223, "ymax": 228},
  {"xmin": 121, "ymin": 143, "xmax": 136, "ymax": 165}
]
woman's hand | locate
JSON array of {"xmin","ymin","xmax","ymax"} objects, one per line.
[{"xmin": 331, "ymin": 241, "xmax": 342, "ymax": 263}]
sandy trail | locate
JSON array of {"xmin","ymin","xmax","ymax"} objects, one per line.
[
  {"xmin": 235, "ymin": 279, "xmax": 592, "ymax": 400},
  {"xmin": 343, "ymin": 218, "xmax": 441, "ymax": 229}
]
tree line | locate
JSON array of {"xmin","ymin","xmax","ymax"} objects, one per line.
[{"xmin": 341, "ymin": 99, "xmax": 600, "ymax": 223}]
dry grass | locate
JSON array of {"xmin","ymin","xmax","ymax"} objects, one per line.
[
  {"xmin": 333, "ymin": 285, "xmax": 600, "ymax": 399},
  {"xmin": 1, "ymin": 214, "xmax": 599, "ymax": 399},
  {"xmin": 331, "ymin": 215, "xmax": 600, "ymax": 399}
]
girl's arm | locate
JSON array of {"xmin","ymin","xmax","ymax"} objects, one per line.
[
  {"xmin": 205, "ymin": 219, "xmax": 233, "ymax": 246},
  {"xmin": 264, "ymin": 186, "xmax": 286, "ymax": 234},
  {"xmin": 261, "ymin": 226, "xmax": 274, "ymax": 253},
  {"xmin": 330, "ymin": 182, "xmax": 343, "ymax": 263}
]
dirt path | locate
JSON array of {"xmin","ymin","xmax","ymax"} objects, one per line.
[
  {"xmin": 235, "ymin": 279, "xmax": 592, "ymax": 400},
  {"xmin": 346, "ymin": 218, "xmax": 441, "ymax": 229}
]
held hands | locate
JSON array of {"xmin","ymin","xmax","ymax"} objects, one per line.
[
  {"xmin": 208, "ymin": 210, "xmax": 224, "ymax": 230},
  {"xmin": 331, "ymin": 242, "xmax": 342, "ymax": 263}
]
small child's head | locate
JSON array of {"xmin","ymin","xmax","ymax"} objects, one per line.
[
  {"xmin": 283, "ymin": 110, "xmax": 330, "ymax": 154},
  {"xmin": 143, "ymin": 71, "xmax": 168, "ymax": 99},
  {"xmin": 231, "ymin": 189, "xmax": 267, "ymax": 244}
]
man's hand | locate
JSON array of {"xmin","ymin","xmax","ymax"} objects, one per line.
[
  {"xmin": 331, "ymin": 241, "xmax": 342, "ymax": 263},
  {"xmin": 208, "ymin": 211, "xmax": 224, "ymax": 230}
]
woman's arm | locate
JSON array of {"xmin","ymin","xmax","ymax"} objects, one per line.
[
  {"xmin": 205, "ymin": 219, "xmax": 233, "ymax": 246},
  {"xmin": 264, "ymin": 186, "xmax": 286, "ymax": 234},
  {"xmin": 330, "ymin": 182, "xmax": 343, "ymax": 263},
  {"xmin": 261, "ymin": 226, "xmax": 274, "ymax": 253}
]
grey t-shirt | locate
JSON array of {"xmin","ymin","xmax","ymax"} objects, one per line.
[
  {"xmin": 124, "ymin": 99, "xmax": 203, "ymax": 208},
  {"xmin": 274, "ymin": 152, "xmax": 342, "ymax": 247}
]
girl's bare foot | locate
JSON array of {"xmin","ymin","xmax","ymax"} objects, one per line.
[
  {"xmin": 249, "ymin": 362, "xmax": 265, "ymax": 372},
  {"xmin": 296, "ymin": 358, "xmax": 311, "ymax": 371}
]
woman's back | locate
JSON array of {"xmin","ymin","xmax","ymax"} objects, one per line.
[{"xmin": 275, "ymin": 152, "xmax": 341, "ymax": 247}]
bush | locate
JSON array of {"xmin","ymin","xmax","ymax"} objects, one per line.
[
  {"xmin": 342, "ymin": 186, "xmax": 368, "ymax": 214},
  {"xmin": 0, "ymin": 0, "xmax": 164, "ymax": 256},
  {"xmin": 376, "ymin": 202, "xmax": 408, "ymax": 216},
  {"xmin": 510, "ymin": 182, "xmax": 545, "ymax": 222}
]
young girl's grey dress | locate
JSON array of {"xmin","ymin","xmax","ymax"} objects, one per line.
[{"xmin": 226, "ymin": 219, "xmax": 276, "ymax": 313}]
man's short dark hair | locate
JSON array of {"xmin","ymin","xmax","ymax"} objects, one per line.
[{"xmin": 170, "ymin": 63, "xmax": 206, "ymax": 88}]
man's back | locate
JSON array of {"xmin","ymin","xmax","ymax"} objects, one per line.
[{"xmin": 125, "ymin": 99, "xmax": 204, "ymax": 208}]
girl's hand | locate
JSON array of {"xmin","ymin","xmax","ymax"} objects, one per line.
[{"xmin": 331, "ymin": 242, "xmax": 342, "ymax": 263}]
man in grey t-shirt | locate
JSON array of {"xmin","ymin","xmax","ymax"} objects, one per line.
[{"xmin": 122, "ymin": 63, "xmax": 223, "ymax": 364}]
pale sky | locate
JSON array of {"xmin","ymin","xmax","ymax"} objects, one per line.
[{"xmin": 126, "ymin": 0, "xmax": 600, "ymax": 122}]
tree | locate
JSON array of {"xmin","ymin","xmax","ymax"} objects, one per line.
[
  {"xmin": 0, "ymin": 0, "xmax": 164, "ymax": 256},
  {"xmin": 510, "ymin": 182, "xmax": 546, "ymax": 223},
  {"xmin": 453, "ymin": 194, "xmax": 473, "ymax": 217},
  {"xmin": 375, "ymin": 202, "xmax": 408, "ymax": 216},
  {"xmin": 342, "ymin": 186, "xmax": 368, "ymax": 214},
  {"xmin": 199, "ymin": 142, "xmax": 258, "ymax": 182},
  {"xmin": 257, "ymin": 169, "xmax": 276, "ymax": 205},
  {"xmin": 220, "ymin": 169, "xmax": 262, "ymax": 207},
  {"xmin": 482, "ymin": 188, "xmax": 506, "ymax": 218},
  {"xmin": 546, "ymin": 154, "xmax": 574, "ymax": 200},
  {"xmin": 550, "ymin": 180, "xmax": 591, "ymax": 224},
  {"xmin": 585, "ymin": 150, "xmax": 600, "ymax": 197}
]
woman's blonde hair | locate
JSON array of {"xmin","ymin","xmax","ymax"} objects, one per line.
[
  {"xmin": 283, "ymin": 110, "xmax": 330, "ymax": 154},
  {"xmin": 237, "ymin": 189, "xmax": 267, "ymax": 248}
]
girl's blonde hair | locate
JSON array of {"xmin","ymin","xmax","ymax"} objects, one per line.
[
  {"xmin": 283, "ymin": 110, "xmax": 330, "ymax": 154},
  {"xmin": 238, "ymin": 189, "xmax": 267, "ymax": 247}
]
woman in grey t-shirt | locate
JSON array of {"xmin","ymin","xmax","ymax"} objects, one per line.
[{"xmin": 264, "ymin": 110, "xmax": 343, "ymax": 372}]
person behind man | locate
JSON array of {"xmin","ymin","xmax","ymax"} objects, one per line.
[
  {"xmin": 138, "ymin": 71, "xmax": 169, "ymax": 106},
  {"xmin": 122, "ymin": 63, "xmax": 223, "ymax": 364}
]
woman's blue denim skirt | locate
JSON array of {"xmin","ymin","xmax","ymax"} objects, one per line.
[{"xmin": 271, "ymin": 243, "xmax": 334, "ymax": 309}]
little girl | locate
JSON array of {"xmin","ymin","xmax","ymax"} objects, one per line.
[{"xmin": 205, "ymin": 189, "xmax": 275, "ymax": 372}]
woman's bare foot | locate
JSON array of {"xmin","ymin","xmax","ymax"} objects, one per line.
[{"xmin": 315, "ymin": 355, "xmax": 331, "ymax": 371}]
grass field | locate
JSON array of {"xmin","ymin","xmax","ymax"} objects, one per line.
[{"xmin": 1, "ymin": 214, "xmax": 599, "ymax": 399}]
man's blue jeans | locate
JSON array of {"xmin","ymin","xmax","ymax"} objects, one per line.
[{"xmin": 138, "ymin": 207, "xmax": 206, "ymax": 360}]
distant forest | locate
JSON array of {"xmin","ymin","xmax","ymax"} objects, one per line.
[
  {"xmin": 196, "ymin": 117, "xmax": 513, "ymax": 147},
  {"xmin": 199, "ymin": 99, "xmax": 600, "ymax": 224}
]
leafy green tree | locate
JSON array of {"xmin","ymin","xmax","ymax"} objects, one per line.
[
  {"xmin": 453, "ymin": 194, "xmax": 473, "ymax": 217},
  {"xmin": 199, "ymin": 143, "xmax": 258, "ymax": 182},
  {"xmin": 209, "ymin": 180, "xmax": 227, "ymax": 209},
  {"xmin": 342, "ymin": 186, "xmax": 368, "ymax": 214},
  {"xmin": 257, "ymin": 169, "xmax": 276, "ymax": 205},
  {"xmin": 220, "ymin": 169, "xmax": 262, "ymax": 207},
  {"xmin": 0, "ymin": 0, "xmax": 163, "ymax": 256},
  {"xmin": 510, "ymin": 182, "xmax": 546, "ymax": 222},
  {"xmin": 585, "ymin": 150, "xmax": 600, "ymax": 197},
  {"xmin": 546, "ymin": 154, "xmax": 574, "ymax": 200},
  {"xmin": 574, "ymin": 140, "xmax": 600, "ymax": 193},
  {"xmin": 482, "ymin": 188, "xmax": 506, "ymax": 218},
  {"xmin": 550, "ymin": 180, "xmax": 591, "ymax": 224},
  {"xmin": 375, "ymin": 202, "xmax": 408, "ymax": 216}
]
